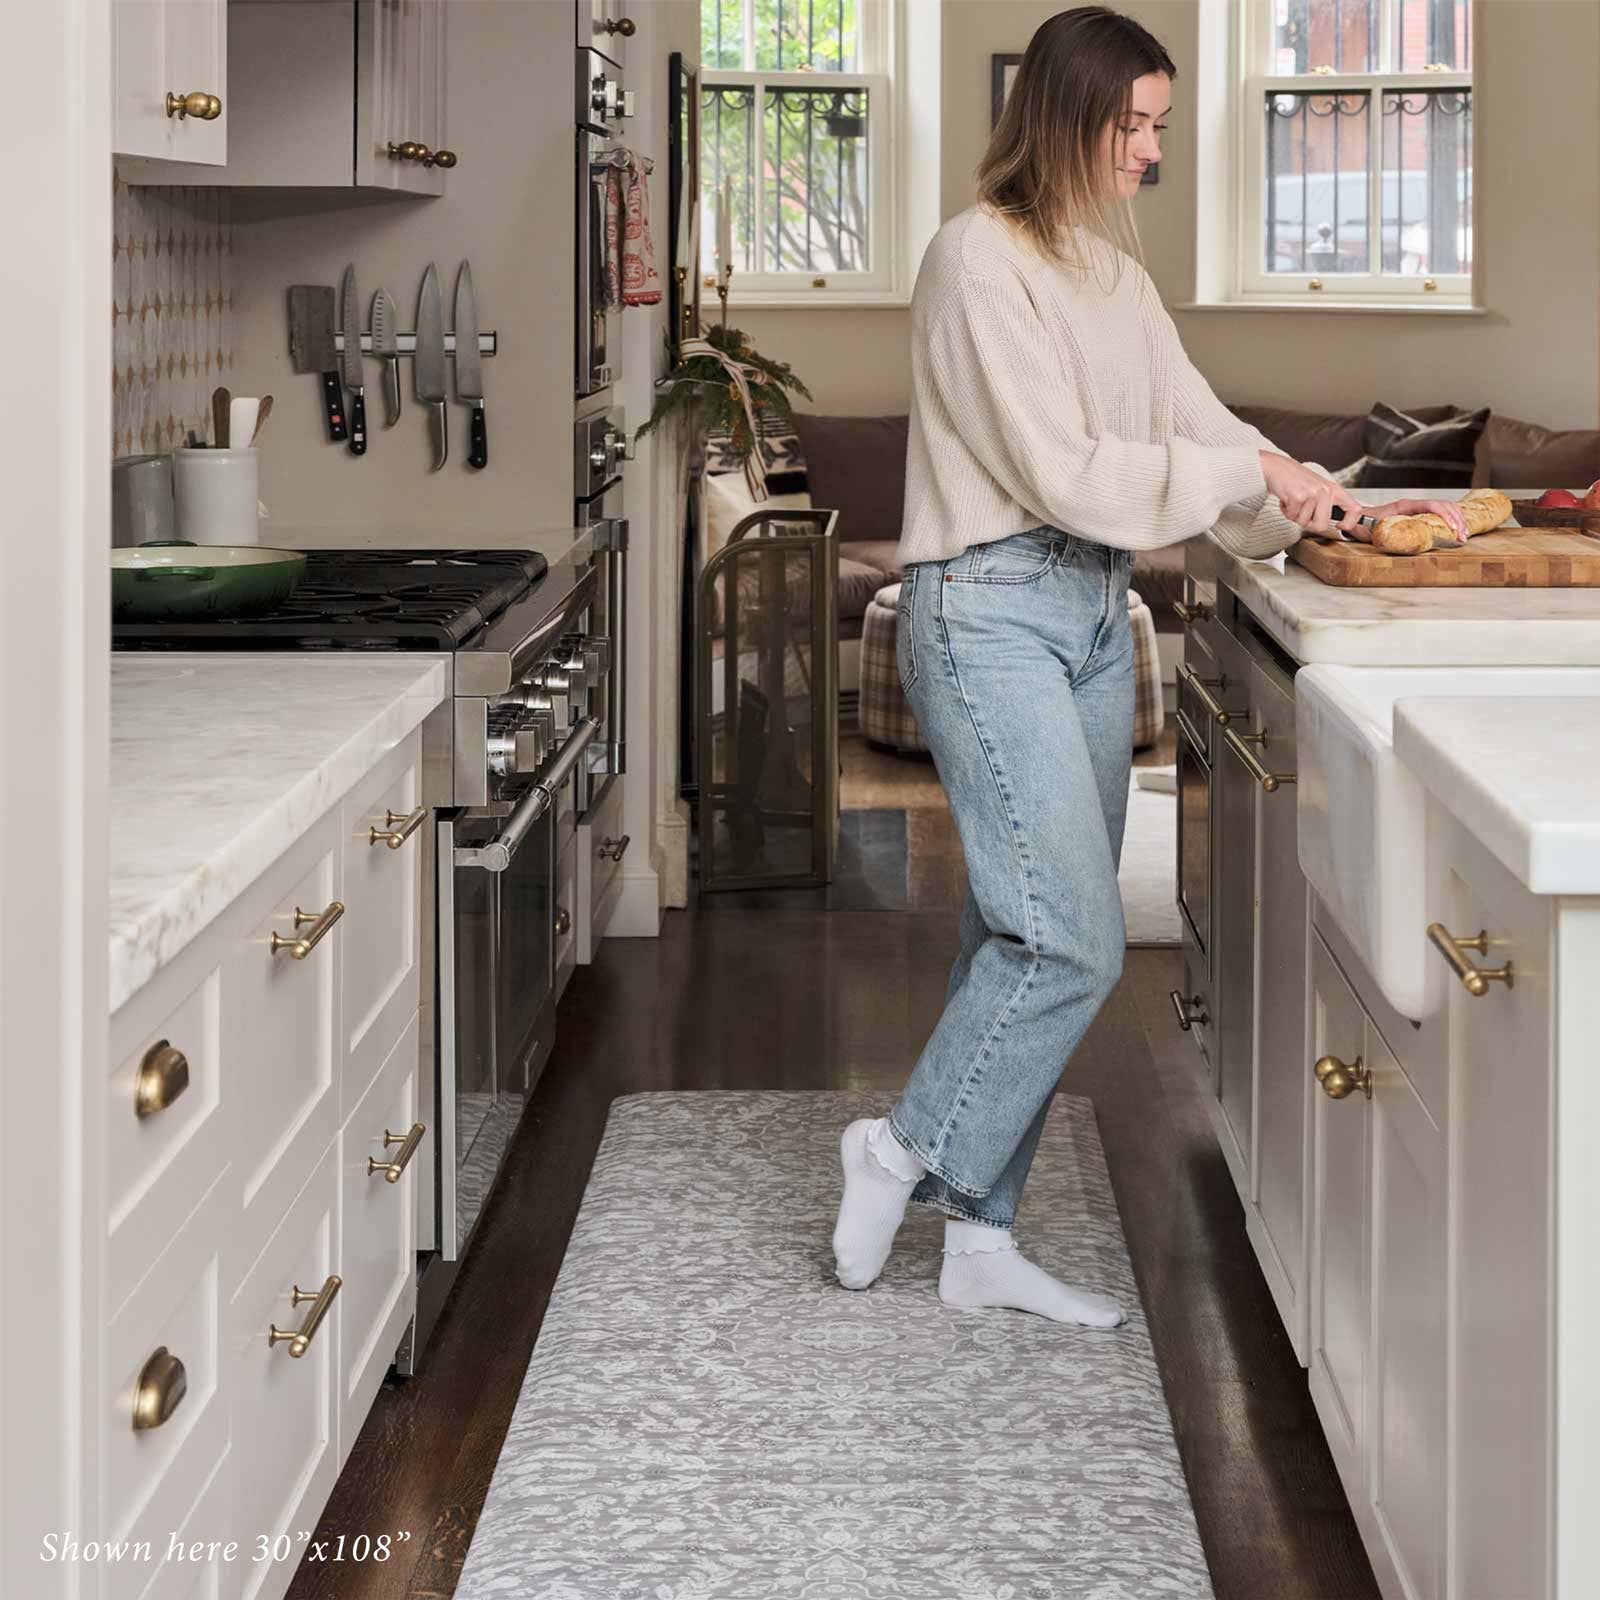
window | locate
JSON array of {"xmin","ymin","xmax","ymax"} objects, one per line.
[
  {"xmin": 1239, "ymin": 0, "xmax": 1473, "ymax": 303},
  {"xmin": 700, "ymin": 0, "xmax": 899, "ymax": 300}
]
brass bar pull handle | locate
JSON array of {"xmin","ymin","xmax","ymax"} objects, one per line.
[
  {"xmin": 1314, "ymin": 1054, "xmax": 1371, "ymax": 1101},
  {"xmin": 268, "ymin": 1275, "xmax": 341, "ymax": 1358},
  {"xmin": 1169, "ymin": 989, "xmax": 1209, "ymax": 1032},
  {"xmin": 134, "ymin": 1039, "xmax": 190, "ymax": 1118},
  {"xmin": 1426, "ymin": 924, "xmax": 1513, "ymax": 996},
  {"xmin": 1222, "ymin": 725, "xmax": 1297, "ymax": 794},
  {"xmin": 598, "ymin": 833, "xmax": 631, "ymax": 862},
  {"xmin": 367, "ymin": 1123, "xmax": 426, "ymax": 1184},
  {"xmin": 1172, "ymin": 599, "xmax": 1212, "ymax": 626},
  {"xmin": 369, "ymin": 806, "xmax": 427, "ymax": 850},
  {"xmin": 132, "ymin": 1347, "xmax": 187, "ymax": 1431},
  {"xmin": 269, "ymin": 901, "xmax": 345, "ymax": 960},
  {"xmin": 1175, "ymin": 662, "xmax": 1230, "ymax": 727}
]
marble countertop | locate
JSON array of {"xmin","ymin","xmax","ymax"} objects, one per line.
[
  {"xmin": 1393, "ymin": 695, "xmax": 1600, "ymax": 895},
  {"xmin": 111, "ymin": 654, "xmax": 447, "ymax": 1014}
]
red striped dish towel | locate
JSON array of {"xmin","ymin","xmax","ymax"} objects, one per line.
[{"xmin": 604, "ymin": 153, "xmax": 662, "ymax": 308}]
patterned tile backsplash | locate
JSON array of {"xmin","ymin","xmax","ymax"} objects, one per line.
[{"xmin": 112, "ymin": 175, "xmax": 233, "ymax": 456}]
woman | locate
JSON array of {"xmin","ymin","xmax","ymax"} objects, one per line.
[{"xmin": 830, "ymin": 6, "xmax": 1466, "ymax": 1327}]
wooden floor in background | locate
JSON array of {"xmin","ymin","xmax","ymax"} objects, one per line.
[{"xmin": 284, "ymin": 900, "xmax": 1378, "ymax": 1600}]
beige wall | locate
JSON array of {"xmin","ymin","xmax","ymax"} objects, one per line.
[{"xmin": 742, "ymin": 0, "xmax": 1600, "ymax": 430}]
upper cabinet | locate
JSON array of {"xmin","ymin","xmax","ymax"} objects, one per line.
[
  {"xmin": 120, "ymin": 1, "xmax": 452, "ymax": 192},
  {"xmin": 114, "ymin": 0, "xmax": 228, "ymax": 166},
  {"xmin": 577, "ymin": 0, "xmax": 635, "ymax": 68}
]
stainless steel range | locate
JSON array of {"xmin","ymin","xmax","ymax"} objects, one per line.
[{"xmin": 111, "ymin": 535, "xmax": 625, "ymax": 1366}]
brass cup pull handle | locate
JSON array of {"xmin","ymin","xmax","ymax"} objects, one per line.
[
  {"xmin": 132, "ymin": 1346, "xmax": 187, "ymax": 1431},
  {"xmin": 1169, "ymin": 989, "xmax": 1209, "ymax": 1032},
  {"xmin": 268, "ymin": 1275, "xmax": 341, "ymax": 1358},
  {"xmin": 134, "ymin": 1039, "xmax": 190, "ymax": 1118},
  {"xmin": 367, "ymin": 1123, "xmax": 426, "ymax": 1184},
  {"xmin": 166, "ymin": 91, "xmax": 222, "ymax": 120},
  {"xmin": 269, "ymin": 901, "xmax": 345, "ymax": 960},
  {"xmin": 1222, "ymin": 725, "xmax": 1296, "ymax": 794},
  {"xmin": 369, "ymin": 806, "xmax": 427, "ymax": 850},
  {"xmin": 1175, "ymin": 662, "xmax": 1230, "ymax": 727},
  {"xmin": 554, "ymin": 907, "xmax": 572, "ymax": 936},
  {"xmin": 1172, "ymin": 599, "xmax": 1213, "ymax": 626},
  {"xmin": 1426, "ymin": 924, "xmax": 1513, "ymax": 996},
  {"xmin": 1315, "ymin": 1053, "xmax": 1372, "ymax": 1101},
  {"xmin": 598, "ymin": 833, "xmax": 631, "ymax": 862}
]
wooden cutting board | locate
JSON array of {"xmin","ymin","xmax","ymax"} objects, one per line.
[{"xmin": 1290, "ymin": 526, "xmax": 1600, "ymax": 587}]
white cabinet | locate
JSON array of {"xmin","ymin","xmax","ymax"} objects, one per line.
[
  {"xmin": 113, "ymin": 0, "xmax": 228, "ymax": 165},
  {"xmin": 576, "ymin": 773, "xmax": 627, "ymax": 965},
  {"xmin": 577, "ymin": 0, "xmax": 635, "ymax": 67},
  {"xmin": 126, "ymin": 1, "xmax": 450, "ymax": 191}
]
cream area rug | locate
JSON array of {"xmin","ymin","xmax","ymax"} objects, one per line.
[
  {"xmin": 1121, "ymin": 766, "xmax": 1180, "ymax": 947},
  {"xmin": 454, "ymin": 1090, "xmax": 1214, "ymax": 1600}
]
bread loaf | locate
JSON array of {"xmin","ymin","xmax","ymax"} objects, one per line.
[{"xmin": 1370, "ymin": 489, "xmax": 1515, "ymax": 555}]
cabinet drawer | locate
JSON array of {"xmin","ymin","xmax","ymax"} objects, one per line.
[
  {"xmin": 339, "ymin": 732, "xmax": 423, "ymax": 1114},
  {"xmin": 576, "ymin": 773, "xmax": 626, "ymax": 964},
  {"xmin": 224, "ymin": 818, "xmax": 340, "ymax": 1291},
  {"xmin": 337, "ymin": 1013, "xmax": 421, "ymax": 1462},
  {"xmin": 108, "ymin": 966, "xmax": 227, "ymax": 1318},
  {"xmin": 102, "ymin": 1170, "xmax": 230, "ymax": 1600},
  {"xmin": 227, "ymin": 1145, "xmax": 340, "ymax": 1600},
  {"xmin": 120, "ymin": 1447, "xmax": 230, "ymax": 1600},
  {"xmin": 1175, "ymin": 922, "xmax": 1217, "ymax": 1087}
]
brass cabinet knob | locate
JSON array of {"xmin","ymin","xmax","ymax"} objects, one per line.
[
  {"xmin": 1169, "ymin": 989, "xmax": 1209, "ymax": 1032},
  {"xmin": 1426, "ymin": 924, "xmax": 1513, "ymax": 996},
  {"xmin": 134, "ymin": 1039, "xmax": 190, "ymax": 1118},
  {"xmin": 132, "ymin": 1346, "xmax": 187, "ymax": 1431},
  {"xmin": 387, "ymin": 140, "xmax": 424, "ymax": 162},
  {"xmin": 166, "ymin": 91, "xmax": 222, "ymax": 120},
  {"xmin": 427, "ymin": 148, "xmax": 458, "ymax": 170},
  {"xmin": 604, "ymin": 16, "xmax": 637, "ymax": 36},
  {"xmin": 270, "ymin": 901, "xmax": 344, "ymax": 960},
  {"xmin": 1315, "ymin": 1053, "xmax": 1371, "ymax": 1101},
  {"xmin": 367, "ymin": 1123, "xmax": 426, "ymax": 1184},
  {"xmin": 268, "ymin": 1275, "xmax": 341, "ymax": 1358},
  {"xmin": 369, "ymin": 806, "xmax": 427, "ymax": 850},
  {"xmin": 554, "ymin": 906, "xmax": 572, "ymax": 936}
]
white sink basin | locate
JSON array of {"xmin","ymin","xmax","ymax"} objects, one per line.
[{"xmin": 1296, "ymin": 665, "xmax": 1600, "ymax": 1018}]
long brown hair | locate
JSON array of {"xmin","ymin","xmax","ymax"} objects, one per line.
[{"xmin": 977, "ymin": 7, "xmax": 1176, "ymax": 277}]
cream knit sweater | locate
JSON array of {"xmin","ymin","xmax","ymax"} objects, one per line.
[{"xmin": 898, "ymin": 205, "xmax": 1311, "ymax": 567}]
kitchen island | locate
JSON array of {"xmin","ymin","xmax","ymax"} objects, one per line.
[{"xmin": 1178, "ymin": 534, "xmax": 1600, "ymax": 1600}]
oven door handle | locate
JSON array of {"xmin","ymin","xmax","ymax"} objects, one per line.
[{"xmin": 453, "ymin": 718, "xmax": 601, "ymax": 872}]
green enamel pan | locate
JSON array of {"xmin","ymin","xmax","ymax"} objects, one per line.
[{"xmin": 112, "ymin": 543, "xmax": 307, "ymax": 622}]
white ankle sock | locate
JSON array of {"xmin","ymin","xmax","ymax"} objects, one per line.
[
  {"xmin": 832, "ymin": 1118, "xmax": 926, "ymax": 1290},
  {"xmin": 939, "ymin": 1219, "xmax": 1125, "ymax": 1328}
]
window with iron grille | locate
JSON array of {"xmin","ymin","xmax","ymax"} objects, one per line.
[
  {"xmin": 1240, "ymin": 0, "xmax": 1473, "ymax": 302},
  {"xmin": 700, "ymin": 0, "xmax": 896, "ymax": 297}
]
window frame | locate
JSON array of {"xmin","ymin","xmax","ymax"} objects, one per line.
[
  {"xmin": 1235, "ymin": 0, "xmax": 1475, "ymax": 306},
  {"xmin": 700, "ymin": 0, "xmax": 906, "ymax": 306}
]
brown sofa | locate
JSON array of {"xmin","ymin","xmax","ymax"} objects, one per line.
[{"xmin": 793, "ymin": 407, "xmax": 1600, "ymax": 635}]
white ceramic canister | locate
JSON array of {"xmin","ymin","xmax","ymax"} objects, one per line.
[{"xmin": 172, "ymin": 448, "xmax": 260, "ymax": 545}]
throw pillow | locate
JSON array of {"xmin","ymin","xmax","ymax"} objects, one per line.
[
  {"xmin": 1475, "ymin": 415, "xmax": 1600, "ymax": 490},
  {"xmin": 1345, "ymin": 403, "xmax": 1489, "ymax": 489},
  {"xmin": 703, "ymin": 407, "xmax": 809, "ymax": 498}
]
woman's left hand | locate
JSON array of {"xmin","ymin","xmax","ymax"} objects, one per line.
[{"xmin": 1362, "ymin": 498, "xmax": 1471, "ymax": 543}]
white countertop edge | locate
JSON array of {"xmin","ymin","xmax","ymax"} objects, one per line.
[{"xmin": 109, "ymin": 658, "xmax": 447, "ymax": 1015}]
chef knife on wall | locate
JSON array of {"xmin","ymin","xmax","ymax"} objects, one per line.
[
  {"xmin": 339, "ymin": 263, "xmax": 367, "ymax": 456},
  {"xmin": 371, "ymin": 287, "xmax": 401, "ymax": 426},
  {"xmin": 415, "ymin": 263, "xmax": 448, "ymax": 471},
  {"xmin": 287, "ymin": 285, "xmax": 348, "ymax": 443},
  {"xmin": 454, "ymin": 260, "xmax": 487, "ymax": 470}
]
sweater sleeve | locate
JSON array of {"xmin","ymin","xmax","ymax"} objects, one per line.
[
  {"xmin": 1162, "ymin": 310, "xmax": 1322, "ymax": 561},
  {"xmin": 923, "ymin": 270, "xmax": 1270, "ymax": 551}
]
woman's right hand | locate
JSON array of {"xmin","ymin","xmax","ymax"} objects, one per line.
[{"xmin": 1258, "ymin": 451, "xmax": 1366, "ymax": 535}]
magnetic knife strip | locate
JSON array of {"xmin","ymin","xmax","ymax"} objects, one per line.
[{"xmin": 334, "ymin": 332, "xmax": 498, "ymax": 356}]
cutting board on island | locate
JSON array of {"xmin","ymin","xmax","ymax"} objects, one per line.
[{"xmin": 1291, "ymin": 525, "xmax": 1600, "ymax": 587}]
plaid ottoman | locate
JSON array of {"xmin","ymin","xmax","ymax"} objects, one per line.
[{"xmin": 859, "ymin": 582, "xmax": 1164, "ymax": 754}]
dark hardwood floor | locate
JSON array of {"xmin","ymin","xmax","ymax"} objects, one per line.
[{"xmin": 287, "ymin": 908, "xmax": 1379, "ymax": 1600}]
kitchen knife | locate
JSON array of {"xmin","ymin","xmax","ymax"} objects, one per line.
[
  {"xmin": 1328, "ymin": 504, "xmax": 1376, "ymax": 538},
  {"xmin": 371, "ymin": 288, "xmax": 401, "ymax": 427},
  {"xmin": 339, "ymin": 263, "xmax": 367, "ymax": 456},
  {"xmin": 286, "ymin": 285, "xmax": 348, "ymax": 443},
  {"xmin": 414, "ymin": 263, "xmax": 448, "ymax": 471},
  {"xmin": 454, "ymin": 260, "xmax": 487, "ymax": 470}
]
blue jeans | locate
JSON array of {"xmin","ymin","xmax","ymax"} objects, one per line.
[{"xmin": 887, "ymin": 527, "xmax": 1136, "ymax": 1228}]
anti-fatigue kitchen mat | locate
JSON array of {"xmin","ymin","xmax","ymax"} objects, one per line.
[{"xmin": 454, "ymin": 1090, "xmax": 1214, "ymax": 1600}]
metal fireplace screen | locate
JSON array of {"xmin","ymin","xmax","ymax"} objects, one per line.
[{"xmin": 696, "ymin": 506, "xmax": 839, "ymax": 894}]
